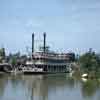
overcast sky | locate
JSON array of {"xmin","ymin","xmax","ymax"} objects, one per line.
[{"xmin": 0, "ymin": 0, "xmax": 100, "ymax": 54}]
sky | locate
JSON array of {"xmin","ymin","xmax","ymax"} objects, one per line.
[{"xmin": 0, "ymin": 0, "xmax": 100, "ymax": 54}]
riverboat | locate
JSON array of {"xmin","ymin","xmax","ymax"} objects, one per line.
[{"xmin": 24, "ymin": 33, "xmax": 75, "ymax": 74}]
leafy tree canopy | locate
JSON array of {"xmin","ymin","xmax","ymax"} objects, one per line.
[{"xmin": 79, "ymin": 50, "xmax": 100, "ymax": 72}]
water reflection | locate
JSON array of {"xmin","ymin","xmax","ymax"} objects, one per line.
[
  {"xmin": 0, "ymin": 74, "xmax": 100, "ymax": 100},
  {"xmin": 81, "ymin": 79, "xmax": 100, "ymax": 99},
  {"xmin": 22, "ymin": 74, "xmax": 75, "ymax": 100},
  {"xmin": 0, "ymin": 75, "xmax": 8, "ymax": 98}
]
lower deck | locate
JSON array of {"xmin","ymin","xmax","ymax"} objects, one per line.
[{"xmin": 34, "ymin": 64, "xmax": 69, "ymax": 73}]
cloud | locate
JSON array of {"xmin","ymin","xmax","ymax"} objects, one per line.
[{"xmin": 26, "ymin": 19, "xmax": 44, "ymax": 28}]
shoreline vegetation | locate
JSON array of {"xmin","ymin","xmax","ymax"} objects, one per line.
[
  {"xmin": 73, "ymin": 48, "xmax": 100, "ymax": 79},
  {"xmin": 0, "ymin": 48, "xmax": 100, "ymax": 79}
]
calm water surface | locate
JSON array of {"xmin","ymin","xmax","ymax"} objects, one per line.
[{"xmin": 0, "ymin": 74, "xmax": 100, "ymax": 100}]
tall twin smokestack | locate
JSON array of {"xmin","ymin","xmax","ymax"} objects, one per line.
[
  {"xmin": 32, "ymin": 32, "xmax": 46, "ymax": 53},
  {"xmin": 43, "ymin": 32, "xmax": 46, "ymax": 53},
  {"xmin": 32, "ymin": 33, "xmax": 34, "ymax": 53}
]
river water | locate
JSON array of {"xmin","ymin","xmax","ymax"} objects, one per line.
[{"xmin": 0, "ymin": 74, "xmax": 100, "ymax": 100}]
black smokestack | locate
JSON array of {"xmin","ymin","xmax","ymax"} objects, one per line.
[
  {"xmin": 32, "ymin": 33, "xmax": 34, "ymax": 53},
  {"xmin": 43, "ymin": 32, "xmax": 46, "ymax": 53}
]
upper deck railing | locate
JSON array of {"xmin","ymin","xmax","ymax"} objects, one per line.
[{"xmin": 32, "ymin": 52, "xmax": 73, "ymax": 60}]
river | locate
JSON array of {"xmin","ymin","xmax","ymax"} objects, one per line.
[{"xmin": 0, "ymin": 74, "xmax": 100, "ymax": 100}]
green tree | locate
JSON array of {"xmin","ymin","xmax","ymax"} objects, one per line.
[
  {"xmin": 0, "ymin": 48, "xmax": 5, "ymax": 63},
  {"xmin": 79, "ymin": 51, "xmax": 100, "ymax": 73},
  {"xmin": 11, "ymin": 57, "xmax": 17, "ymax": 68}
]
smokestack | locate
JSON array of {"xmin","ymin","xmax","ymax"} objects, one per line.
[
  {"xmin": 43, "ymin": 32, "xmax": 46, "ymax": 53},
  {"xmin": 32, "ymin": 33, "xmax": 34, "ymax": 53}
]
